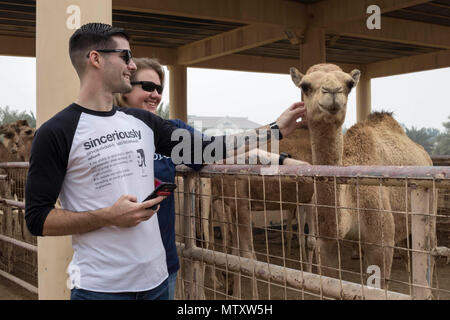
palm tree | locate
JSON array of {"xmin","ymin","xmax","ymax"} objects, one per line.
[
  {"xmin": 433, "ymin": 116, "xmax": 450, "ymax": 155},
  {"xmin": 0, "ymin": 105, "xmax": 36, "ymax": 127},
  {"xmin": 404, "ymin": 126, "xmax": 439, "ymax": 155}
]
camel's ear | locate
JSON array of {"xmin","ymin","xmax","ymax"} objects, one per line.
[
  {"xmin": 17, "ymin": 119, "xmax": 29, "ymax": 126},
  {"xmin": 290, "ymin": 67, "xmax": 304, "ymax": 88},
  {"xmin": 350, "ymin": 69, "xmax": 361, "ymax": 86}
]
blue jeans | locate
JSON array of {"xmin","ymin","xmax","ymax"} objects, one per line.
[
  {"xmin": 167, "ymin": 271, "xmax": 177, "ymax": 300},
  {"xmin": 70, "ymin": 278, "xmax": 168, "ymax": 300}
]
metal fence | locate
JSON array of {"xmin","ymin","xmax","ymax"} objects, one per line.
[
  {"xmin": 174, "ymin": 164, "xmax": 450, "ymax": 300},
  {"xmin": 0, "ymin": 162, "xmax": 37, "ymax": 294},
  {"xmin": 0, "ymin": 160, "xmax": 449, "ymax": 300}
]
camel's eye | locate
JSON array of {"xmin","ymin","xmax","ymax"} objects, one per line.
[
  {"xmin": 300, "ymin": 81, "xmax": 312, "ymax": 94},
  {"xmin": 346, "ymin": 80, "xmax": 355, "ymax": 90},
  {"xmin": 4, "ymin": 132, "xmax": 14, "ymax": 139},
  {"xmin": 25, "ymin": 129, "xmax": 33, "ymax": 135}
]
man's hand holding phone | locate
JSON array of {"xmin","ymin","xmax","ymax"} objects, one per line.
[
  {"xmin": 105, "ymin": 179, "xmax": 176, "ymax": 228},
  {"xmin": 106, "ymin": 194, "xmax": 165, "ymax": 228},
  {"xmin": 143, "ymin": 180, "xmax": 177, "ymax": 210}
]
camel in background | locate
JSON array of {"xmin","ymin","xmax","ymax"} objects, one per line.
[{"xmin": 0, "ymin": 120, "xmax": 36, "ymax": 200}]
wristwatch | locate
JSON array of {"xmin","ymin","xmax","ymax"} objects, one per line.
[
  {"xmin": 279, "ymin": 152, "xmax": 292, "ymax": 165},
  {"xmin": 269, "ymin": 121, "xmax": 283, "ymax": 140}
]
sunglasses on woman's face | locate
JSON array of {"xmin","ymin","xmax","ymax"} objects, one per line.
[
  {"xmin": 86, "ymin": 49, "xmax": 133, "ymax": 65},
  {"xmin": 131, "ymin": 81, "xmax": 163, "ymax": 94}
]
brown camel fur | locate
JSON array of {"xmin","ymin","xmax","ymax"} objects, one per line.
[
  {"xmin": 0, "ymin": 120, "xmax": 35, "ymax": 200},
  {"xmin": 290, "ymin": 63, "xmax": 434, "ymax": 288},
  {"xmin": 210, "ymin": 126, "xmax": 314, "ymax": 298},
  {"xmin": 0, "ymin": 120, "xmax": 35, "ymax": 162}
]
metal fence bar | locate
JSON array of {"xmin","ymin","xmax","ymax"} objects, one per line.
[
  {"xmin": 411, "ymin": 187, "xmax": 434, "ymax": 299},
  {"xmin": 0, "ymin": 234, "xmax": 37, "ymax": 252},
  {"xmin": 0, "ymin": 162, "xmax": 29, "ymax": 168},
  {"xmin": 431, "ymin": 156, "xmax": 450, "ymax": 166},
  {"xmin": 176, "ymin": 165, "xmax": 450, "ymax": 188},
  {"xmin": 176, "ymin": 243, "xmax": 411, "ymax": 300},
  {"xmin": 0, "ymin": 198, "xmax": 25, "ymax": 209},
  {"xmin": 0, "ymin": 269, "xmax": 38, "ymax": 295}
]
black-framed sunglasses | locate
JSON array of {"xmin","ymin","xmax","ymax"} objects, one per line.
[
  {"xmin": 131, "ymin": 81, "xmax": 163, "ymax": 94},
  {"xmin": 86, "ymin": 49, "xmax": 133, "ymax": 65}
]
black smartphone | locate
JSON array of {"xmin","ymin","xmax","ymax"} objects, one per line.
[{"xmin": 143, "ymin": 180, "xmax": 177, "ymax": 210}]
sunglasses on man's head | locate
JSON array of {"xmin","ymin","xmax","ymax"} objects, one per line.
[
  {"xmin": 86, "ymin": 49, "xmax": 133, "ymax": 65},
  {"xmin": 131, "ymin": 81, "xmax": 163, "ymax": 94}
]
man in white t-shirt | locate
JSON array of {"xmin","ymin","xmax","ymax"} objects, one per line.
[{"xmin": 25, "ymin": 23, "xmax": 307, "ymax": 300}]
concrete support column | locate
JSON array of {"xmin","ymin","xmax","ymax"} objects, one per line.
[
  {"xmin": 36, "ymin": 0, "xmax": 111, "ymax": 300},
  {"xmin": 168, "ymin": 65, "xmax": 188, "ymax": 122},
  {"xmin": 356, "ymin": 71, "xmax": 372, "ymax": 123},
  {"xmin": 300, "ymin": 27, "xmax": 326, "ymax": 73}
]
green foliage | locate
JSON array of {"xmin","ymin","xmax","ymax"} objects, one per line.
[
  {"xmin": 433, "ymin": 116, "xmax": 450, "ymax": 155},
  {"xmin": 156, "ymin": 102, "xmax": 170, "ymax": 120},
  {"xmin": 404, "ymin": 126, "xmax": 440, "ymax": 155},
  {"xmin": 0, "ymin": 105, "xmax": 36, "ymax": 128}
]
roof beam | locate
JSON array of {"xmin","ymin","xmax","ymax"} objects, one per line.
[
  {"xmin": 190, "ymin": 53, "xmax": 360, "ymax": 74},
  {"xmin": 177, "ymin": 24, "xmax": 287, "ymax": 65},
  {"xmin": 365, "ymin": 49, "xmax": 450, "ymax": 78},
  {"xmin": 327, "ymin": 16, "xmax": 450, "ymax": 50},
  {"xmin": 0, "ymin": 34, "xmax": 34, "ymax": 57},
  {"xmin": 112, "ymin": 0, "xmax": 307, "ymax": 28},
  {"xmin": 131, "ymin": 44, "xmax": 177, "ymax": 65},
  {"xmin": 190, "ymin": 53, "xmax": 298, "ymax": 74},
  {"xmin": 311, "ymin": 0, "xmax": 433, "ymax": 28}
]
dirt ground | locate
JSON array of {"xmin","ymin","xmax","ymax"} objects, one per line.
[
  {"xmin": 0, "ymin": 276, "xmax": 37, "ymax": 300},
  {"xmin": 200, "ymin": 227, "xmax": 450, "ymax": 300}
]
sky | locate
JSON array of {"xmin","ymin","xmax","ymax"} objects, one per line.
[{"xmin": 0, "ymin": 55, "xmax": 449, "ymax": 131}]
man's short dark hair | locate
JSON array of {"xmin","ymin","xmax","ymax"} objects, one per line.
[{"xmin": 69, "ymin": 22, "xmax": 130, "ymax": 76}]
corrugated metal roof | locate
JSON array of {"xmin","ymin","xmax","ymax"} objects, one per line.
[
  {"xmin": 239, "ymin": 36, "xmax": 443, "ymax": 64},
  {"xmin": 385, "ymin": 0, "xmax": 450, "ymax": 27}
]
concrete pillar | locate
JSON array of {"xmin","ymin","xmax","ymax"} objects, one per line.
[
  {"xmin": 36, "ymin": 0, "xmax": 111, "ymax": 300},
  {"xmin": 356, "ymin": 71, "xmax": 372, "ymax": 123},
  {"xmin": 300, "ymin": 27, "xmax": 326, "ymax": 73},
  {"xmin": 168, "ymin": 65, "xmax": 188, "ymax": 122}
]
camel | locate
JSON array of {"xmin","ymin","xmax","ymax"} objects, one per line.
[
  {"xmin": 15, "ymin": 120, "xmax": 35, "ymax": 161},
  {"xmin": 0, "ymin": 122, "xmax": 21, "ymax": 162},
  {"xmin": 209, "ymin": 127, "xmax": 314, "ymax": 299},
  {"xmin": 289, "ymin": 63, "xmax": 434, "ymax": 289},
  {"xmin": 0, "ymin": 120, "xmax": 35, "ymax": 162},
  {"xmin": 0, "ymin": 120, "xmax": 35, "ymax": 200}
]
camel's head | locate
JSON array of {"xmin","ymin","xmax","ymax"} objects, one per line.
[
  {"xmin": 290, "ymin": 63, "xmax": 360, "ymax": 127},
  {"xmin": 0, "ymin": 120, "xmax": 35, "ymax": 161},
  {"xmin": 0, "ymin": 124, "xmax": 20, "ymax": 156},
  {"xmin": 17, "ymin": 122, "xmax": 35, "ymax": 161}
]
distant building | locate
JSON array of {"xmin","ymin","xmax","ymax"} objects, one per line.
[{"xmin": 188, "ymin": 115, "xmax": 262, "ymax": 136}]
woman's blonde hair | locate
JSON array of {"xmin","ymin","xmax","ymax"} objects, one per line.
[{"xmin": 114, "ymin": 57, "xmax": 165, "ymax": 107}]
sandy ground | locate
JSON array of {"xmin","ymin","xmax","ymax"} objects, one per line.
[
  {"xmin": 199, "ymin": 227, "xmax": 450, "ymax": 300},
  {"xmin": 0, "ymin": 276, "xmax": 37, "ymax": 300}
]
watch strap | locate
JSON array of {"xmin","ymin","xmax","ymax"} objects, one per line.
[
  {"xmin": 279, "ymin": 152, "xmax": 292, "ymax": 165},
  {"xmin": 269, "ymin": 122, "xmax": 283, "ymax": 140}
]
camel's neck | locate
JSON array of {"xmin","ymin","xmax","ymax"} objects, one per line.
[
  {"xmin": 308, "ymin": 122, "xmax": 345, "ymax": 237},
  {"xmin": 308, "ymin": 123, "xmax": 343, "ymax": 166}
]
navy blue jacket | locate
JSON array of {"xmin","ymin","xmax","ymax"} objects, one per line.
[{"xmin": 154, "ymin": 119, "xmax": 203, "ymax": 275}]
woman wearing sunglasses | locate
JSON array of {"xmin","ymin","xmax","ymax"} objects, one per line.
[{"xmin": 114, "ymin": 57, "xmax": 203, "ymax": 300}]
